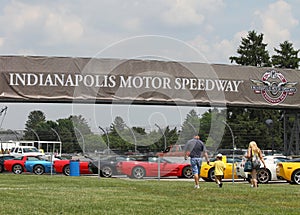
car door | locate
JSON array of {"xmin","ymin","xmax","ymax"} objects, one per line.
[
  {"xmin": 147, "ymin": 157, "xmax": 159, "ymax": 176},
  {"xmin": 24, "ymin": 156, "xmax": 41, "ymax": 171},
  {"xmin": 159, "ymin": 158, "xmax": 179, "ymax": 176}
]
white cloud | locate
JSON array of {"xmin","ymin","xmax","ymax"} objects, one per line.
[
  {"xmin": 188, "ymin": 30, "xmax": 248, "ymax": 64},
  {"xmin": 3, "ymin": 1, "xmax": 42, "ymax": 31},
  {"xmin": 121, "ymin": 18, "xmax": 141, "ymax": 32},
  {"xmin": 254, "ymin": 0, "xmax": 298, "ymax": 50},
  {"xmin": 44, "ymin": 11, "xmax": 84, "ymax": 45},
  {"xmin": 162, "ymin": 0, "xmax": 205, "ymax": 26},
  {"xmin": 0, "ymin": 1, "xmax": 84, "ymax": 49}
]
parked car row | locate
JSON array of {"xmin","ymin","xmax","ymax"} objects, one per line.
[
  {"xmin": 1, "ymin": 154, "xmax": 194, "ymax": 179},
  {"xmin": 235, "ymin": 154, "xmax": 300, "ymax": 185},
  {"xmin": 2, "ymin": 155, "xmax": 93, "ymax": 175},
  {"xmin": 2, "ymin": 153, "xmax": 300, "ymax": 184},
  {"xmin": 3, "ymin": 155, "xmax": 53, "ymax": 175}
]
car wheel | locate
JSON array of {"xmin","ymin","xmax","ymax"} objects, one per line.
[
  {"xmin": 63, "ymin": 164, "xmax": 70, "ymax": 176},
  {"xmin": 33, "ymin": 164, "xmax": 45, "ymax": 175},
  {"xmin": 292, "ymin": 169, "xmax": 300, "ymax": 185},
  {"xmin": 0, "ymin": 164, "xmax": 3, "ymax": 173},
  {"xmin": 101, "ymin": 166, "xmax": 113, "ymax": 178},
  {"xmin": 182, "ymin": 166, "xmax": 193, "ymax": 178},
  {"xmin": 208, "ymin": 168, "xmax": 215, "ymax": 182},
  {"xmin": 131, "ymin": 166, "xmax": 145, "ymax": 179},
  {"xmin": 257, "ymin": 168, "xmax": 271, "ymax": 184},
  {"xmin": 12, "ymin": 164, "xmax": 23, "ymax": 174}
]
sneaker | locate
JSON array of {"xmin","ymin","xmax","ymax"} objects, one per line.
[
  {"xmin": 219, "ymin": 183, "xmax": 223, "ymax": 188},
  {"xmin": 194, "ymin": 185, "xmax": 200, "ymax": 189}
]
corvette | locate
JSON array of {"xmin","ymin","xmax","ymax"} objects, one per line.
[
  {"xmin": 276, "ymin": 158, "xmax": 300, "ymax": 184},
  {"xmin": 24, "ymin": 159, "xmax": 53, "ymax": 175},
  {"xmin": 53, "ymin": 159, "xmax": 92, "ymax": 176},
  {"xmin": 200, "ymin": 156, "xmax": 241, "ymax": 182},
  {"xmin": 4, "ymin": 155, "xmax": 53, "ymax": 175},
  {"xmin": 116, "ymin": 156, "xmax": 192, "ymax": 179}
]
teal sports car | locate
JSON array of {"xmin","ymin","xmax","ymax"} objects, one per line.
[{"xmin": 24, "ymin": 157, "xmax": 54, "ymax": 175}]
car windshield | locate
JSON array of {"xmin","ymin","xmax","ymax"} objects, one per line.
[
  {"xmin": 102, "ymin": 156, "xmax": 134, "ymax": 162},
  {"xmin": 23, "ymin": 148, "xmax": 39, "ymax": 153},
  {"xmin": 275, "ymin": 157, "xmax": 290, "ymax": 163},
  {"xmin": 227, "ymin": 158, "xmax": 242, "ymax": 163},
  {"xmin": 27, "ymin": 156, "xmax": 42, "ymax": 161},
  {"xmin": 14, "ymin": 156, "xmax": 23, "ymax": 160},
  {"xmin": 289, "ymin": 158, "xmax": 300, "ymax": 162}
]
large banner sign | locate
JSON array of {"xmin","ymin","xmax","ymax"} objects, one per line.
[{"xmin": 0, "ymin": 56, "xmax": 299, "ymax": 109}]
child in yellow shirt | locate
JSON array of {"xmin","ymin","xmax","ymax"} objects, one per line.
[{"xmin": 213, "ymin": 154, "xmax": 226, "ymax": 188}]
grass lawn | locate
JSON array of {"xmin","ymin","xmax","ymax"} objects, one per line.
[{"xmin": 0, "ymin": 174, "xmax": 299, "ymax": 215}]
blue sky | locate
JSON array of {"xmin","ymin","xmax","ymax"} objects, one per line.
[{"xmin": 0, "ymin": 0, "xmax": 299, "ymax": 133}]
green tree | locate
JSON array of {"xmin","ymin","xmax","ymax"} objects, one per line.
[
  {"xmin": 199, "ymin": 108, "xmax": 226, "ymax": 151},
  {"xmin": 23, "ymin": 110, "xmax": 46, "ymax": 140},
  {"xmin": 178, "ymin": 109, "xmax": 201, "ymax": 144},
  {"xmin": 23, "ymin": 111, "xmax": 95, "ymax": 153},
  {"xmin": 153, "ymin": 126, "xmax": 179, "ymax": 152},
  {"xmin": 226, "ymin": 107, "xmax": 282, "ymax": 150},
  {"xmin": 108, "ymin": 116, "xmax": 130, "ymax": 151},
  {"xmin": 110, "ymin": 116, "xmax": 125, "ymax": 135},
  {"xmin": 271, "ymin": 40, "xmax": 300, "ymax": 69},
  {"xmin": 70, "ymin": 115, "xmax": 91, "ymax": 134},
  {"xmin": 229, "ymin": 30, "xmax": 271, "ymax": 67}
]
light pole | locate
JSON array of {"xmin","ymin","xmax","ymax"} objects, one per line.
[
  {"xmin": 29, "ymin": 128, "xmax": 40, "ymax": 141},
  {"xmin": 265, "ymin": 119, "xmax": 274, "ymax": 153},
  {"xmin": 8, "ymin": 129, "xmax": 20, "ymax": 141},
  {"xmin": 124, "ymin": 125, "xmax": 137, "ymax": 152},
  {"xmin": 99, "ymin": 126, "xmax": 110, "ymax": 151},
  {"xmin": 50, "ymin": 128, "xmax": 62, "ymax": 156},
  {"xmin": 222, "ymin": 120, "xmax": 235, "ymax": 183},
  {"xmin": 74, "ymin": 127, "xmax": 85, "ymax": 154},
  {"xmin": 155, "ymin": 123, "xmax": 166, "ymax": 151},
  {"xmin": 187, "ymin": 121, "xmax": 198, "ymax": 135}
]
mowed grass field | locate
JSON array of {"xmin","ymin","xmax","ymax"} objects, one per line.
[{"xmin": 0, "ymin": 174, "xmax": 299, "ymax": 215}]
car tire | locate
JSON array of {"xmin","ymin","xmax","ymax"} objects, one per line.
[
  {"xmin": 101, "ymin": 166, "xmax": 113, "ymax": 178},
  {"xmin": 292, "ymin": 169, "xmax": 300, "ymax": 185},
  {"xmin": 63, "ymin": 164, "xmax": 70, "ymax": 176},
  {"xmin": 182, "ymin": 166, "xmax": 193, "ymax": 178},
  {"xmin": 33, "ymin": 164, "xmax": 45, "ymax": 175},
  {"xmin": 12, "ymin": 164, "xmax": 23, "ymax": 174},
  {"xmin": 208, "ymin": 168, "xmax": 215, "ymax": 182},
  {"xmin": 257, "ymin": 168, "xmax": 271, "ymax": 184},
  {"xmin": 131, "ymin": 166, "xmax": 145, "ymax": 179}
]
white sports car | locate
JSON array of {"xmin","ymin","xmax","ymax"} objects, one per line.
[{"xmin": 236, "ymin": 155, "xmax": 290, "ymax": 183}]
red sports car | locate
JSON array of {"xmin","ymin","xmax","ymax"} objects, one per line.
[
  {"xmin": 116, "ymin": 156, "xmax": 192, "ymax": 179},
  {"xmin": 53, "ymin": 159, "xmax": 92, "ymax": 176}
]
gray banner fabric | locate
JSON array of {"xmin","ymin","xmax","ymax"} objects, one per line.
[{"xmin": 0, "ymin": 55, "xmax": 299, "ymax": 109}]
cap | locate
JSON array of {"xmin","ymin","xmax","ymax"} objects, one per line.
[{"xmin": 217, "ymin": 153, "xmax": 223, "ymax": 158}]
